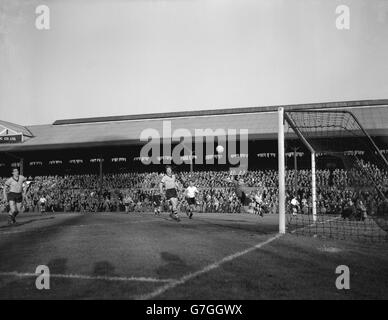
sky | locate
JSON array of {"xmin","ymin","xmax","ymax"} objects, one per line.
[{"xmin": 0, "ymin": 0, "xmax": 387, "ymax": 126}]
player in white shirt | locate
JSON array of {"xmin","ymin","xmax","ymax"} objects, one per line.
[
  {"xmin": 123, "ymin": 193, "xmax": 134, "ymax": 213},
  {"xmin": 290, "ymin": 196, "xmax": 300, "ymax": 216},
  {"xmin": 253, "ymin": 189, "xmax": 264, "ymax": 217},
  {"xmin": 159, "ymin": 166, "xmax": 181, "ymax": 221},
  {"xmin": 39, "ymin": 195, "xmax": 47, "ymax": 214},
  {"xmin": 2, "ymin": 168, "xmax": 28, "ymax": 225},
  {"xmin": 184, "ymin": 180, "xmax": 199, "ymax": 219}
]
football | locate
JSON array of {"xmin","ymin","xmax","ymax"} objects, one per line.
[{"xmin": 216, "ymin": 145, "xmax": 224, "ymax": 153}]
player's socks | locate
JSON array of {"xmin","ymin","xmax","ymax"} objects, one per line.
[
  {"xmin": 170, "ymin": 211, "xmax": 180, "ymax": 222},
  {"xmin": 169, "ymin": 212, "xmax": 177, "ymax": 221},
  {"xmin": 7, "ymin": 213, "xmax": 16, "ymax": 225}
]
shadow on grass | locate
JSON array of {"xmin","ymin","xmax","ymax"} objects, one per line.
[
  {"xmin": 188, "ymin": 217, "xmax": 277, "ymax": 235},
  {"xmin": 156, "ymin": 252, "xmax": 196, "ymax": 278},
  {"xmin": 93, "ymin": 261, "xmax": 117, "ymax": 277},
  {"xmin": 0, "ymin": 217, "xmax": 55, "ymax": 230},
  {"xmin": 47, "ymin": 258, "xmax": 68, "ymax": 274}
]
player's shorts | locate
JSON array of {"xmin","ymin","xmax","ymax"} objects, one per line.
[
  {"xmin": 239, "ymin": 192, "xmax": 250, "ymax": 206},
  {"xmin": 7, "ymin": 192, "xmax": 23, "ymax": 203},
  {"xmin": 166, "ymin": 188, "xmax": 178, "ymax": 200},
  {"xmin": 186, "ymin": 197, "xmax": 196, "ymax": 205},
  {"xmin": 152, "ymin": 195, "xmax": 161, "ymax": 206}
]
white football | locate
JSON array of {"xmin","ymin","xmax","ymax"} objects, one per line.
[{"xmin": 216, "ymin": 145, "xmax": 224, "ymax": 153}]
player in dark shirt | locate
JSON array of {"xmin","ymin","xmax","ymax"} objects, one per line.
[{"xmin": 225, "ymin": 175, "xmax": 251, "ymax": 213}]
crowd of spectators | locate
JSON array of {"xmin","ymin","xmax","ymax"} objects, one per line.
[{"xmin": 1, "ymin": 164, "xmax": 387, "ymax": 216}]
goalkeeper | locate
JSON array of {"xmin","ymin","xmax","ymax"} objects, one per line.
[{"xmin": 225, "ymin": 174, "xmax": 251, "ymax": 213}]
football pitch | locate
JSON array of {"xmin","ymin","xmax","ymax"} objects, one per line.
[{"xmin": 0, "ymin": 211, "xmax": 387, "ymax": 299}]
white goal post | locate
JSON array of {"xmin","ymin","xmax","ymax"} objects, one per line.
[
  {"xmin": 278, "ymin": 108, "xmax": 286, "ymax": 234},
  {"xmin": 278, "ymin": 107, "xmax": 318, "ymax": 234}
]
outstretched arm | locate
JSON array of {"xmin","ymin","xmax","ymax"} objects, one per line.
[
  {"xmin": 174, "ymin": 177, "xmax": 183, "ymax": 192},
  {"xmin": 159, "ymin": 182, "xmax": 164, "ymax": 195},
  {"xmin": 3, "ymin": 184, "xmax": 9, "ymax": 202},
  {"xmin": 23, "ymin": 180, "xmax": 33, "ymax": 195}
]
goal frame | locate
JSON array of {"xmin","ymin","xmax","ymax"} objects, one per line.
[{"xmin": 277, "ymin": 107, "xmax": 388, "ymax": 234}]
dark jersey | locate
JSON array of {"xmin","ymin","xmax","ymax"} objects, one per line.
[{"xmin": 231, "ymin": 180, "xmax": 248, "ymax": 198}]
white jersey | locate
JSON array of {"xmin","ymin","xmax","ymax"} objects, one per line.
[
  {"xmin": 186, "ymin": 186, "xmax": 198, "ymax": 198},
  {"xmin": 255, "ymin": 194, "xmax": 262, "ymax": 203},
  {"xmin": 124, "ymin": 196, "xmax": 133, "ymax": 204},
  {"xmin": 291, "ymin": 198, "xmax": 299, "ymax": 206}
]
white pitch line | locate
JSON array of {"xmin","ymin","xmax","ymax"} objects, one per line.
[
  {"xmin": 0, "ymin": 271, "xmax": 174, "ymax": 283},
  {"xmin": 135, "ymin": 233, "xmax": 283, "ymax": 300}
]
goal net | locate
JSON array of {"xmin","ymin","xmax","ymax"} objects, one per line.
[{"xmin": 278, "ymin": 108, "xmax": 388, "ymax": 241}]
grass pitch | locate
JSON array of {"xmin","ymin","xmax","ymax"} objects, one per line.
[{"xmin": 0, "ymin": 211, "xmax": 387, "ymax": 299}]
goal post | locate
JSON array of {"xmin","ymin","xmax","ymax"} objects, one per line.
[
  {"xmin": 278, "ymin": 107, "xmax": 319, "ymax": 234},
  {"xmin": 278, "ymin": 107, "xmax": 286, "ymax": 234},
  {"xmin": 311, "ymin": 152, "xmax": 317, "ymax": 222}
]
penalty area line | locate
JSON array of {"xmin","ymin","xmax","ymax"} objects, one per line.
[
  {"xmin": 0, "ymin": 271, "xmax": 175, "ymax": 283},
  {"xmin": 135, "ymin": 233, "xmax": 283, "ymax": 300}
]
